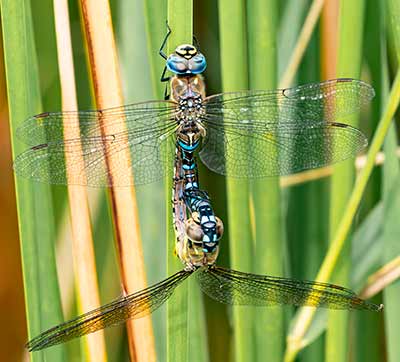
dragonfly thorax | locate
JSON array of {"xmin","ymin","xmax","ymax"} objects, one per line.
[
  {"xmin": 176, "ymin": 95, "xmax": 205, "ymax": 130},
  {"xmin": 178, "ymin": 95, "xmax": 204, "ymax": 114},
  {"xmin": 170, "ymin": 75, "xmax": 206, "ymax": 102},
  {"xmin": 174, "ymin": 77, "xmax": 206, "ymax": 152}
]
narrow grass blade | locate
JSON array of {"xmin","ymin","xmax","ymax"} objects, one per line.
[
  {"xmin": 165, "ymin": 2, "xmax": 193, "ymax": 362},
  {"xmin": 352, "ymin": 1, "xmax": 385, "ymax": 360},
  {"xmin": 218, "ymin": 1, "xmax": 254, "ymax": 361},
  {"xmin": 326, "ymin": 1, "xmax": 366, "ymax": 361},
  {"xmin": 320, "ymin": 0, "xmax": 339, "ymax": 78},
  {"xmin": 247, "ymin": 1, "xmax": 285, "ymax": 361},
  {"xmin": 0, "ymin": 37, "xmax": 26, "ymax": 360},
  {"xmin": 370, "ymin": 123, "xmax": 399, "ymax": 362},
  {"xmin": 1, "ymin": 0, "xmax": 66, "ymax": 361},
  {"xmin": 387, "ymin": 0, "xmax": 400, "ymax": 59},
  {"xmin": 143, "ymin": 0, "xmax": 167, "ymax": 99},
  {"xmin": 278, "ymin": 0, "xmax": 310, "ymax": 79},
  {"xmin": 53, "ymin": 1, "xmax": 107, "ymax": 359},
  {"xmin": 352, "ymin": 203, "xmax": 383, "ymax": 289},
  {"xmin": 286, "ymin": 12, "xmax": 328, "ymax": 362},
  {"xmin": 382, "ymin": 2, "xmax": 400, "ymax": 360},
  {"xmin": 279, "ymin": 0, "xmax": 325, "ymax": 88},
  {"xmin": 188, "ymin": 277, "xmax": 210, "ymax": 362},
  {"xmin": 79, "ymin": 0, "xmax": 155, "ymax": 360}
]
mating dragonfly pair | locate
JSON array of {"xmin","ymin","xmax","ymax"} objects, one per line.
[{"xmin": 16, "ymin": 39, "xmax": 382, "ymax": 351}]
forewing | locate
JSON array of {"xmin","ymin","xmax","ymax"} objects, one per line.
[
  {"xmin": 197, "ymin": 266, "xmax": 381, "ymax": 311},
  {"xmin": 204, "ymin": 78, "xmax": 374, "ymax": 125},
  {"xmin": 26, "ymin": 269, "xmax": 193, "ymax": 351},
  {"xmin": 16, "ymin": 100, "xmax": 177, "ymax": 145}
]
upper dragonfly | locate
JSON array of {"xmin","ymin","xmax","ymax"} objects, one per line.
[{"xmin": 13, "ymin": 42, "xmax": 374, "ymax": 186}]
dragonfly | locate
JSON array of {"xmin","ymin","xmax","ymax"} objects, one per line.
[{"xmin": 21, "ymin": 33, "xmax": 381, "ymax": 352}]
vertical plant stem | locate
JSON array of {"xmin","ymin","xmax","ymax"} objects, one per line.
[
  {"xmin": 165, "ymin": 2, "xmax": 192, "ymax": 362},
  {"xmin": 218, "ymin": 1, "xmax": 253, "ymax": 361},
  {"xmin": 387, "ymin": 0, "xmax": 400, "ymax": 56},
  {"xmin": 320, "ymin": 0, "xmax": 339, "ymax": 79},
  {"xmin": 53, "ymin": 0, "xmax": 107, "ymax": 360},
  {"xmin": 287, "ymin": 6, "xmax": 327, "ymax": 362},
  {"xmin": 79, "ymin": 0, "xmax": 156, "ymax": 360},
  {"xmin": 1, "ymin": 0, "xmax": 66, "ymax": 361},
  {"xmin": 279, "ymin": 0, "xmax": 325, "ymax": 88},
  {"xmin": 143, "ymin": 0, "xmax": 167, "ymax": 99},
  {"xmin": 383, "ymin": 2, "xmax": 400, "ymax": 361},
  {"xmin": 382, "ymin": 106, "xmax": 400, "ymax": 362},
  {"xmin": 247, "ymin": 1, "xmax": 284, "ymax": 361},
  {"xmin": 353, "ymin": 1, "xmax": 384, "ymax": 360},
  {"xmin": 326, "ymin": 1, "xmax": 365, "ymax": 361}
]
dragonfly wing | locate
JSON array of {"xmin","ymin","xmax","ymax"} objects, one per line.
[
  {"xmin": 17, "ymin": 100, "xmax": 176, "ymax": 145},
  {"xmin": 205, "ymin": 78, "xmax": 374, "ymax": 124},
  {"xmin": 26, "ymin": 269, "xmax": 193, "ymax": 351},
  {"xmin": 197, "ymin": 266, "xmax": 382, "ymax": 311},
  {"xmin": 199, "ymin": 119, "xmax": 367, "ymax": 177},
  {"xmin": 14, "ymin": 123, "xmax": 177, "ymax": 187}
]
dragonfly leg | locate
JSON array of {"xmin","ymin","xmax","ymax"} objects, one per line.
[
  {"xmin": 160, "ymin": 66, "xmax": 170, "ymax": 82},
  {"xmin": 159, "ymin": 66, "xmax": 171, "ymax": 99},
  {"xmin": 163, "ymin": 83, "xmax": 170, "ymax": 100},
  {"xmin": 193, "ymin": 35, "xmax": 201, "ymax": 51},
  {"xmin": 159, "ymin": 21, "xmax": 172, "ymax": 60}
]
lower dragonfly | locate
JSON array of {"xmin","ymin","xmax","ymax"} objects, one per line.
[{"xmin": 26, "ymin": 134, "xmax": 382, "ymax": 352}]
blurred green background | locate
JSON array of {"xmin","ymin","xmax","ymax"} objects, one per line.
[{"xmin": 0, "ymin": 0, "xmax": 399, "ymax": 361}]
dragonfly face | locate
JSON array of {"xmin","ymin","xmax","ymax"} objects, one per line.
[{"xmin": 166, "ymin": 44, "xmax": 207, "ymax": 75}]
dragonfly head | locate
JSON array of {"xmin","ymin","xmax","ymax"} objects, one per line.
[{"xmin": 167, "ymin": 44, "xmax": 207, "ymax": 75}]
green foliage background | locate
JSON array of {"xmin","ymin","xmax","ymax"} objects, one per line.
[{"xmin": 0, "ymin": 0, "xmax": 399, "ymax": 361}]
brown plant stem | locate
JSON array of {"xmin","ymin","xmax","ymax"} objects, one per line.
[{"xmin": 79, "ymin": 0, "xmax": 156, "ymax": 360}]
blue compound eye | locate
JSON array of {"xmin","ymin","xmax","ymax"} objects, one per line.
[
  {"xmin": 166, "ymin": 54, "xmax": 189, "ymax": 74},
  {"xmin": 189, "ymin": 54, "xmax": 207, "ymax": 74}
]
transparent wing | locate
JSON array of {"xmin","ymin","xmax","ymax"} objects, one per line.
[
  {"xmin": 197, "ymin": 266, "xmax": 382, "ymax": 311},
  {"xmin": 199, "ymin": 121, "xmax": 367, "ymax": 177},
  {"xmin": 26, "ymin": 269, "xmax": 193, "ymax": 351},
  {"xmin": 204, "ymin": 78, "xmax": 374, "ymax": 124},
  {"xmin": 14, "ymin": 101, "xmax": 178, "ymax": 186},
  {"xmin": 17, "ymin": 100, "xmax": 177, "ymax": 145},
  {"xmin": 200, "ymin": 78, "xmax": 372, "ymax": 177}
]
